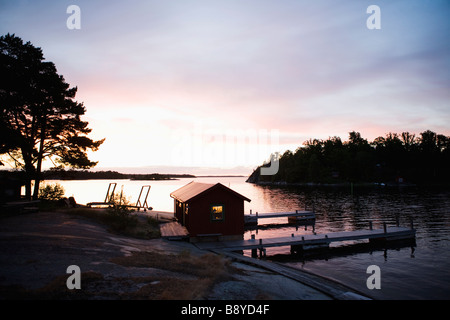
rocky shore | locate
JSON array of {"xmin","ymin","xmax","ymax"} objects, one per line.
[{"xmin": 0, "ymin": 209, "xmax": 366, "ymax": 301}]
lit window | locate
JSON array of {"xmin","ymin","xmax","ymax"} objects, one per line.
[{"xmin": 211, "ymin": 205, "xmax": 224, "ymax": 221}]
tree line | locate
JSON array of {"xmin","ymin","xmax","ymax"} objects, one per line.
[{"xmin": 248, "ymin": 130, "xmax": 450, "ymax": 186}]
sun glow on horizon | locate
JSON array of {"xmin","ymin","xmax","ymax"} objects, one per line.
[{"xmin": 1, "ymin": 0, "xmax": 449, "ymax": 172}]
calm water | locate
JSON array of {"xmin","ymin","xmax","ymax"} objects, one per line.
[{"xmin": 46, "ymin": 177, "xmax": 450, "ymax": 300}]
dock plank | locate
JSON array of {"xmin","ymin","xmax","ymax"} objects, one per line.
[
  {"xmin": 244, "ymin": 210, "xmax": 315, "ymax": 225},
  {"xmin": 160, "ymin": 222, "xmax": 189, "ymax": 240}
]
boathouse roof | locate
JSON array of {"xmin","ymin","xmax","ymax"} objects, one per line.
[{"xmin": 170, "ymin": 181, "xmax": 251, "ymax": 203}]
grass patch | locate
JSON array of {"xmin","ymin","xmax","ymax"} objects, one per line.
[
  {"xmin": 136, "ymin": 277, "xmax": 214, "ymax": 300},
  {"xmin": 0, "ymin": 273, "xmax": 221, "ymax": 300},
  {"xmin": 0, "ymin": 271, "xmax": 105, "ymax": 300},
  {"xmin": 61, "ymin": 207, "xmax": 161, "ymax": 239},
  {"xmin": 0, "ymin": 252, "xmax": 238, "ymax": 300},
  {"xmin": 111, "ymin": 250, "xmax": 238, "ymax": 299},
  {"xmin": 112, "ymin": 250, "xmax": 232, "ymax": 277}
]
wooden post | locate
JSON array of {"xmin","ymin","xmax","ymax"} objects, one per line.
[
  {"xmin": 369, "ymin": 221, "xmax": 373, "ymax": 230},
  {"xmin": 250, "ymin": 209, "xmax": 252, "ymax": 215},
  {"xmin": 396, "ymin": 214, "xmax": 399, "ymax": 227},
  {"xmin": 260, "ymin": 248, "xmax": 266, "ymax": 257},
  {"xmin": 410, "ymin": 218, "xmax": 414, "ymax": 230},
  {"xmin": 259, "ymin": 238, "xmax": 263, "ymax": 258},
  {"xmin": 251, "ymin": 236, "xmax": 257, "ymax": 257},
  {"xmin": 383, "ymin": 222, "xmax": 387, "ymax": 233}
]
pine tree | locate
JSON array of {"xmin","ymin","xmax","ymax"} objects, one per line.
[{"xmin": 0, "ymin": 34, "xmax": 104, "ymax": 199}]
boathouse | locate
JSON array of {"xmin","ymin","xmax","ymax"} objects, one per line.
[{"xmin": 170, "ymin": 182, "xmax": 251, "ymax": 241}]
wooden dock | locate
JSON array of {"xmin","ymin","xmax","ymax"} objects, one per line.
[
  {"xmin": 195, "ymin": 225, "xmax": 416, "ymax": 254},
  {"xmin": 244, "ymin": 210, "xmax": 315, "ymax": 226},
  {"xmin": 159, "ymin": 221, "xmax": 189, "ymax": 240}
]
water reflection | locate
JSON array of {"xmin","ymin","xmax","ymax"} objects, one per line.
[{"xmin": 247, "ymin": 184, "xmax": 450, "ymax": 299}]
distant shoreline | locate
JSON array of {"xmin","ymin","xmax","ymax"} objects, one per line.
[
  {"xmin": 247, "ymin": 179, "xmax": 450, "ymax": 189},
  {"xmin": 1, "ymin": 169, "xmax": 248, "ymax": 182},
  {"xmin": 1, "ymin": 169, "xmax": 196, "ymax": 181},
  {"xmin": 195, "ymin": 175, "xmax": 246, "ymax": 178}
]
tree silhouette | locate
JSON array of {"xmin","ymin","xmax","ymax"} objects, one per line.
[{"xmin": 0, "ymin": 34, "xmax": 104, "ymax": 199}]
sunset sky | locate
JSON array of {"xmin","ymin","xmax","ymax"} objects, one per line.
[{"xmin": 1, "ymin": 0, "xmax": 449, "ymax": 175}]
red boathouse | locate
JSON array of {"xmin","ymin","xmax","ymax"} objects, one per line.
[{"xmin": 170, "ymin": 182, "xmax": 251, "ymax": 241}]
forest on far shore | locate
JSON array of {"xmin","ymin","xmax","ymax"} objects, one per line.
[{"xmin": 248, "ymin": 130, "xmax": 450, "ymax": 186}]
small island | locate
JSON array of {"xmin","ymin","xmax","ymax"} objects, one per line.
[{"xmin": 248, "ymin": 130, "xmax": 450, "ymax": 187}]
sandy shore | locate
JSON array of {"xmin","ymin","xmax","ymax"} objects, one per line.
[{"xmin": 0, "ymin": 209, "xmax": 364, "ymax": 300}]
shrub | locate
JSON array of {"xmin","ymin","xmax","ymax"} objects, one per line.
[
  {"xmin": 62, "ymin": 189, "xmax": 160, "ymax": 239},
  {"xmin": 38, "ymin": 183, "xmax": 65, "ymax": 201}
]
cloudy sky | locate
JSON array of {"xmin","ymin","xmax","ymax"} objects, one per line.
[{"xmin": 1, "ymin": 0, "xmax": 449, "ymax": 174}]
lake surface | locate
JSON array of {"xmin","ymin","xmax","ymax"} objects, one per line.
[{"xmin": 46, "ymin": 177, "xmax": 450, "ymax": 300}]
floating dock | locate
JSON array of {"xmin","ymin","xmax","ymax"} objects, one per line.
[
  {"xmin": 244, "ymin": 210, "xmax": 315, "ymax": 226},
  {"xmin": 195, "ymin": 225, "xmax": 416, "ymax": 255}
]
